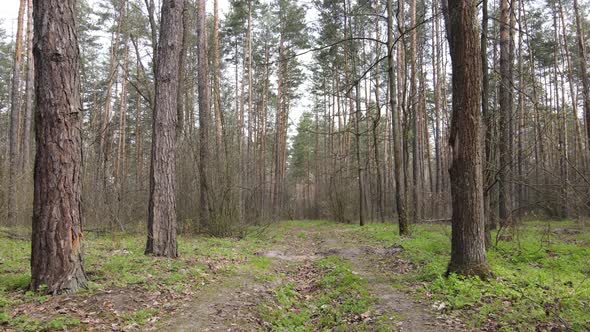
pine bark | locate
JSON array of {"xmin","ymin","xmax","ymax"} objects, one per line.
[
  {"xmin": 572, "ymin": 0, "xmax": 590, "ymax": 152},
  {"xmin": 8, "ymin": 0, "xmax": 26, "ymax": 226},
  {"xmin": 197, "ymin": 0, "xmax": 211, "ymax": 228},
  {"xmin": 97, "ymin": 1, "xmax": 124, "ymax": 191},
  {"xmin": 144, "ymin": 0, "xmax": 158, "ymax": 75},
  {"xmin": 374, "ymin": 10, "xmax": 385, "ymax": 222},
  {"xmin": 145, "ymin": 0, "xmax": 184, "ymax": 257},
  {"xmin": 31, "ymin": 0, "xmax": 87, "ymax": 293},
  {"xmin": 354, "ymin": 83, "xmax": 365, "ymax": 226},
  {"xmin": 115, "ymin": 40, "xmax": 129, "ymax": 185},
  {"xmin": 20, "ymin": 0, "xmax": 34, "ymax": 170},
  {"xmin": 445, "ymin": 0, "xmax": 490, "ymax": 277},
  {"xmin": 273, "ymin": 36, "xmax": 286, "ymax": 215},
  {"xmin": 387, "ymin": 0, "xmax": 409, "ymax": 235},
  {"xmin": 481, "ymin": 0, "xmax": 494, "ymax": 247},
  {"xmin": 410, "ymin": 0, "xmax": 421, "ymax": 225},
  {"xmin": 432, "ymin": 0, "xmax": 442, "ymax": 197},
  {"xmin": 212, "ymin": 0, "xmax": 225, "ymax": 162},
  {"xmin": 176, "ymin": 4, "xmax": 189, "ymax": 138},
  {"xmin": 498, "ymin": 0, "xmax": 513, "ymax": 227}
]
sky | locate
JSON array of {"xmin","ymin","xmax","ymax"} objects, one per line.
[
  {"xmin": 0, "ymin": 1, "xmax": 21, "ymax": 36},
  {"xmin": 0, "ymin": 0, "xmax": 310, "ymax": 136}
]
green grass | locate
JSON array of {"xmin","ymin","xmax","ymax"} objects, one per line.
[
  {"xmin": 2, "ymin": 220, "xmax": 589, "ymax": 331},
  {"xmin": 0, "ymin": 314, "xmax": 80, "ymax": 332},
  {"xmin": 355, "ymin": 220, "xmax": 590, "ymax": 331},
  {"xmin": 0, "ymin": 229, "xmax": 273, "ymax": 331},
  {"xmin": 259, "ymin": 256, "xmax": 377, "ymax": 331},
  {"xmin": 121, "ymin": 308, "xmax": 157, "ymax": 325}
]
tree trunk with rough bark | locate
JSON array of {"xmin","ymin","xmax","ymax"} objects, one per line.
[
  {"xmin": 444, "ymin": 0, "xmax": 491, "ymax": 277},
  {"xmin": 145, "ymin": 0, "xmax": 184, "ymax": 257},
  {"xmin": 31, "ymin": 0, "xmax": 87, "ymax": 294}
]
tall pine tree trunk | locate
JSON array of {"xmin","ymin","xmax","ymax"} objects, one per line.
[
  {"xmin": 145, "ymin": 0, "xmax": 184, "ymax": 257},
  {"xmin": 387, "ymin": 0, "xmax": 409, "ymax": 235},
  {"xmin": 374, "ymin": 9, "xmax": 385, "ymax": 222},
  {"xmin": 197, "ymin": 0, "xmax": 211, "ymax": 229},
  {"xmin": 445, "ymin": 0, "xmax": 490, "ymax": 277},
  {"xmin": 572, "ymin": 0, "xmax": 590, "ymax": 152},
  {"xmin": 481, "ymin": 0, "xmax": 495, "ymax": 248},
  {"xmin": 8, "ymin": 0, "xmax": 26, "ymax": 226},
  {"xmin": 212, "ymin": 0, "xmax": 225, "ymax": 165},
  {"xmin": 498, "ymin": 0, "xmax": 513, "ymax": 227},
  {"xmin": 20, "ymin": 0, "xmax": 34, "ymax": 171},
  {"xmin": 410, "ymin": 0, "xmax": 422, "ymax": 225},
  {"xmin": 31, "ymin": 0, "xmax": 87, "ymax": 294}
]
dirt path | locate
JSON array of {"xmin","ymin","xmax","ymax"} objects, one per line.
[
  {"xmin": 316, "ymin": 228, "xmax": 465, "ymax": 332},
  {"xmin": 166, "ymin": 224, "xmax": 465, "ymax": 331},
  {"xmin": 167, "ymin": 227, "xmax": 321, "ymax": 331}
]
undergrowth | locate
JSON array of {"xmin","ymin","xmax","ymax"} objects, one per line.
[
  {"xmin": 0, "ymin": 229, "xmax": 273, "ymax": 331},
  {"xmin": 355, "ymin": 220, "xmax": 590, "ymax": 331},
  {"xmin": 2, "ymin": 220, "xmax": 589, "ymax": 331}
]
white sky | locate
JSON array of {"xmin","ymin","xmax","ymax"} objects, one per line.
[{"xmin": 0, "ymin": 1, "xmax": 21, "ymax": 36}]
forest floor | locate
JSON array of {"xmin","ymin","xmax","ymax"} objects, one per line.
[{"xmin": 1, "ymin": 220, "xmax": 589, "ymax": 331}]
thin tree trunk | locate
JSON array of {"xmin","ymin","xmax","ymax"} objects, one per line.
[
  {"xmin": 410, "ymin": 0, "xmax": 421, "ymax": 225},
  {"xmin": 260, "ymin": 43, "xmax": 270, "ymax": 216},
  {"xmin": 273, "ymin": 36, "xmax": 285, "ymax": 215},
  {"xmin": 97, "ymin": 1, "xmax": 124, "ymax": 191},
  {"xmin": 246, "ymin": 0, "xmax": 253, "ymax": 213},
  {"xmin": 553, "ymin": 7, "xmax": 568, "ymax": 218},
  {"xmin": 212, "ymin": 0, "xmax": 225, "ymax": 164},
  {"xmin": 115, "ymin": 40, "xmax": 129, "ymax": 185},
  {"xmin": 572, "ymin": 0, "xmax": 590, "ymax": 153},
  {"xmin": 498, "ymin": 0, "xmax": 513, "ymax": 227},
  {"xmin": 8, "ymin": 0, "xmax": 26, "ymax": 226},
  {"xmin": 144, "ymin": 0, "xmax": 158, "ymax": 76},
  {"xmin": 176, "ymin": 4, "xmax": 189, "ymax": 138},
  {"xmin": 481, "ymin": 0, "xmax": 494, "ymax": 248},
  {"xmin": 432, "ymin": 0, "xmax": 442, "ymax": 199},
  {"xmin": 20, "ymin": 0, "xmax": 34, "ymax": 171},
  {"xmin": 355, "ymin": 83, "xmax": 365, "ymax": 226},
  {"xmin": 387, "ymin": 0, "xmax": 409, "ymax": 235},
  {"xmin": 516, "ymin": 0, "xmax": 525, "ymax": 218},
  {"xmin": 135, "ymin": 59, "xmax": 143, "ymax": 190},
  {"xmin": 374, "ymin": 9, "xmax": 385, "ymax": 222},
  {"xmin": 197, "ymin": 0, "xmax": 211, "ymax": 228}
]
